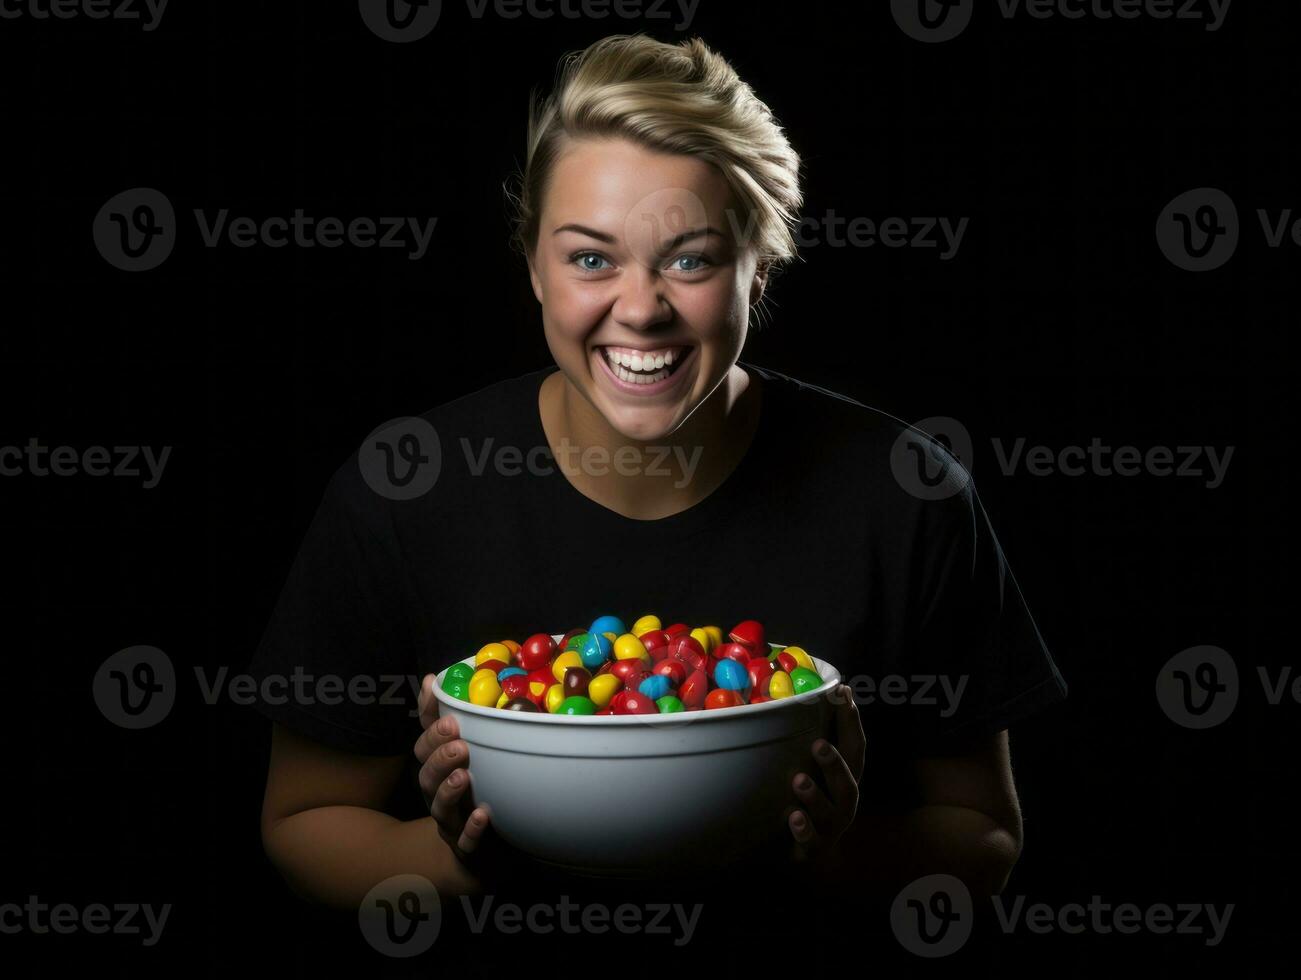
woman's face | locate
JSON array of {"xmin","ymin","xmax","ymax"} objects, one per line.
[{"xmin": 527, "ymin": 136, "xmax": 767, "ymax": 443}]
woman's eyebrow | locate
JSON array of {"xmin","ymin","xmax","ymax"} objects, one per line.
[{"xmin": 553, "ymin": 223, "xmax": 725, "ymax": 249}]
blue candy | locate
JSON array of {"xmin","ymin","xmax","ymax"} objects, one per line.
[
  {"xmin": 713, "ymin": 658, "xmax": 750, "ymax": 693},
  {"xmin": 638, "ymin": 674, "xmax": 671, "ymax": 701},
  {"xmin": 589, "ymin": 614, "xmax": 626, "ymax": 637},
  {"xmin": 579, "ymin": 632, "xmax": 613, "ymax": 670},
  {"xmin": 497, "ymin": 666, "xmax": 527, "ymax": 681}
]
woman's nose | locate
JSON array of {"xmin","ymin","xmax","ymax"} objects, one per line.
[{"xmin": 611, "ymin": 265, "xmax": 672, "ymax": 330}]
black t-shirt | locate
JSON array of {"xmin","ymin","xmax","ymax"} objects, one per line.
[
  {"xmin": 249, "ymin": 362, "xmax": 1066, "ymax": 759},
  {"xmin": 248, "ymin": 363, "xmax": 1068, "ymax": 968}
]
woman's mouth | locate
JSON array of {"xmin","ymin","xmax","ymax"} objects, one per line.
[{"xmin": 593, "ymin": 344, "xmax": 695, "ymax": 394}]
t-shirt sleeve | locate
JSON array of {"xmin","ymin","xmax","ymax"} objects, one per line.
[
  {"xmin": 245, "ymin": 460, "xmax": 420, "ymax": 756},
  {"xmin": 880, "ymin": 463, "xmax": 1069, "ymax": 757}
]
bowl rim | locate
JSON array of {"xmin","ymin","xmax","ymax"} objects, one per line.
[{"xmin": 432, "ymin": 638, "xmax": 842, "ymax": 726}]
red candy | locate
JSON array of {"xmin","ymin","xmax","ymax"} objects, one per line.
[
  {"xmin": 478, "ymin": 659, "xmax": 510, "ymax": 676},
  {"xmin": 746, "ymin": 656, "xmax": 777, "ymax": 696},
  {"xmin": 714, "ymin": 642, "xmax": 751, "ymax": 665},
  {"xmin": 652, "ymin": 658, "xmax": 687, "ymax": 687},
  {"xmin": 613, "ymin": 690, "xmax": 658, "ymax": 715},
  {"xmin": 729, "ymin": 620, "xmax": 766, "ymax": 656},
  {"xmin": 706, "ymin": 689, "xmax": 745, "ymax": 709},
  {"xmin": 776, "ymin": 651, "xmax": 798, "ymax": 674},
  {"xmin": 668, "ymin": 635, "xmax": 707, "ymax": 672},
  {"xmin": 663, "ymin": 623, "xmax": 691, "ymax": 638},
  {"xmin": 520, "ymin": 633, "xmax": 557, "ymax": 672},
  {"xmin": 679, "ymin": 668, "xmax": 709, "ymax": 710}
]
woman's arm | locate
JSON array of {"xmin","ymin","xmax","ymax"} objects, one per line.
[
  {"xmin": 819, "ymin": 729, "xmax": 1024, "ymax": 898},
  {"xmin": 259, "ymin": 723, "xmax": 483, "ymax": 909}
]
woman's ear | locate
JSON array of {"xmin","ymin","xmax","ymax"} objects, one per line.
[
  {"xmin": 526, "ymin": 249, "xmax": 544, "ymax": 305},
  {"xmin": 749, "ymin": 257, "xmax": 770, "ymax": 307}
]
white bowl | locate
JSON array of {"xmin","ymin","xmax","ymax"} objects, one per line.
[{"xmin": 433, "ymin": 638, "xmax": 842, "ymax": 877}]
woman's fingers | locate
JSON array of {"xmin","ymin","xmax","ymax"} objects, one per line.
[
  {"xmin": 831, "ymin": 684, "xmax": 867, "ymax": 781},
  {"xmin": 430, "ymin": 767, "xmax": 471, "ymax": 829},
  {"xmin": 792, "ymin": 768, "xmax": 838, "ymax": 834},
  {"xmin": 414, "ymin": 712, "xmax": 460, "ymax": 767},
  {"xmin": 812, "ymin": 738, "xmax": 860, "ymax": 818},
  {"xmin": 457, "ymin": 806, "xmax": 492, "ymax": 854},
  {"xmin": 417, "ymin": 736, "xmax": 468, "ymax": 799},
  {"xmin": 788, "ymin": 807, "xmax": 818, "ymax": 850}
]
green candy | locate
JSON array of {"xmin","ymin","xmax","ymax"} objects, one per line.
[
  {"xmin": 558, "ymin": 695, "xmax": 597, "ymax": 715},
  {"xmin": 767, "ymin": 645, "xmax": 784, "ymax": 661},
  {"xmin": 789, "ymin": 666, "xmax": 823, "ymax": 694},
  {"xmin": 655, "ymin": 695, "xmax": 685, "ymax": 713},
  {"xmin": 445, "ymin": 662, "xmax": 474, "ymax": 685},
  {"xmin": 565, "ymin": 632, "xmax": 590, "ymax": 651},
  {"xmin": 441, "ymin": 677, "xmax": 470, "ymax": 701}
]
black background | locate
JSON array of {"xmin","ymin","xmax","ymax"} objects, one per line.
[{"xmin": 2, "ymin": 0, "xmax": 1295, "ymax": 975}]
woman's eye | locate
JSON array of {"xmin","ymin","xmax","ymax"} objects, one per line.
[
  {"xmin": 572, "ymin": 252, "xmax": 612, "ymax": 272},
  {"xmin": 671, "ymin": 254, "xmax": 712, "ymax": 273}
]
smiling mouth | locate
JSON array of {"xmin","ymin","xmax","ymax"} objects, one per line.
[{"xmin": 595, "ymin": 345, "xmax": 693, "ymax": 386}]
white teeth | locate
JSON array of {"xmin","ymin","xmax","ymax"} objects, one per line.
[
  {"xmin": 664, "ymin": 350, "xmax": 675, "ymax": 366},
  {"xmin": 600, "ymin": 346, "xmax": 687, "ymax": 385},
  {"xmin": 652, "ymin": 353, "xmax": 664, "ymax": 370},
  {"xmin": 630, "ymin": 354, "xmax": 644, "ymax": 371}
]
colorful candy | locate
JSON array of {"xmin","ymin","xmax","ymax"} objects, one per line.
[{"xmin": 439, "ymin": 617, "xmax": 827, "ymax": 717}]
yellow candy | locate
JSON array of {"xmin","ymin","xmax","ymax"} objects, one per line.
[
  {"xmin": 545, "ymin": 683, "xmax": 566, "ymax": 713},
  {"xmin": 769, "ymin": 670, "xmax": 794, "ymax": 699},
  {"xmin": 702, "ymin": 625, "xmax": 724, "ymax": 650},
  {"xmin": 495, "ymin": 691, "xmax": 511, "ymax": 709},
  {"xmin": 499, "ymin": 639, "xmax": 521, "ymax": 655},
  {"xmin": 476, "ymin": 642, "xmax": 511, "ymax": 666},
  {"xmin": 468, "ymin": 668, "xmax": 502, "ymax": 707},
  {"xmin": 784, "ymin": 646, "xmax": 816, "ymax": 671},
  {"xmin": 528, "ymin": 679, "xmax": 549, "ymax": 701},
  {"xmin": 602, "ymin": 631, "xmax": 618, "ymax": 644},
  {"xmin": 552, "ymin": 651, "xmax": 583, "ymax": 683},
  {"xmin": 632, "ymin": 615, "xmax": 662, "ymax": 637},
  {"xmin": 690, "ymin": 627, "xmax": 713, "ymax": 653},
  {"xmin": 613, "ymin": 633, "xmax": 650, "ymax": 662},
  {"xmin": 588, "ymin": 674, "xmax": 622, "ymax": 708}
]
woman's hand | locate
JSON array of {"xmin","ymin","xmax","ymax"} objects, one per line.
[
  {"xmin": 414, "ymin": 673, "xmax": 501, "ymax": 876},
  {"xmin": 788, "ymin": 684, "xmax": 866, "ymax": 864}
]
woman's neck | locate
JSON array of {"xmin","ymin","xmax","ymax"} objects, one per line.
[{"xmin": 538, "ymin": 364, "xmax": 762, "ymax": 521}]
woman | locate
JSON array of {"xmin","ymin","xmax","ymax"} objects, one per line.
[{"xmin": 251, "ymin": 32, "xmax": 1067, "ymax": 937}]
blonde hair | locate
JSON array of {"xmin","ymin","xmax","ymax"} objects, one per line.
[{"xmin": 505, "ymin": 34, "xmax": 804, "ymax": 275}]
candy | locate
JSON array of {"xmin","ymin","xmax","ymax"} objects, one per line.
[
  {"xmin": 519, "ymin": 634, "xmax": 556, "ymax": 672},
  {"xmin": 579, "ymin": 633, "xmax": 613, "ymax": 670},
  {"xmin": 789, "ymin": 666, "xmax": 823, "ymax": 694},
  {"xmin": 558, "ymin": 695, "xmax": 598, "ymax": 715},
  {"xmin": 713, "ymin": 658, "xmax": 750, "ymax": 694},
  {"xmin": 476, "ymin": 642, "xmax": 512, "ymax": 667},
  {"xmin": 587, "ymin": 673, "xmax": 622, "ymax": 708},
  {"xmin": 706, "ymin": 689, "xmax": 744, "ymax": 709},
  {"xmin": 768, "ymin": 670, "xmax": 794, "ymax": 699},
  {"xmin": 631, "ymin": 615, "xmax": 662, "ymax": 637},
  {"xmin": 590, "ymin": 615, "xmax": 626, "ymax": 637},
  {"xmin": 468, "ymin": 668, "xmax": 503, "ymax": 707},
  {"xmin": 638, "ymin": 674, "xmax": 671, "ymax": 701},
  {"xmin": 563, "ymin": 666, "xmax": 591, "ymax": 699},
  {"xmin": 552, "ymin": 650, "xmax": 584, "ymax": 683},
  {"xmin": 613, "ymin": 633, "xmax": 650, "ymax": 663},
  {"xmin": 441, "ymin": 618, "xmax": 826, "ymax": 717}
]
